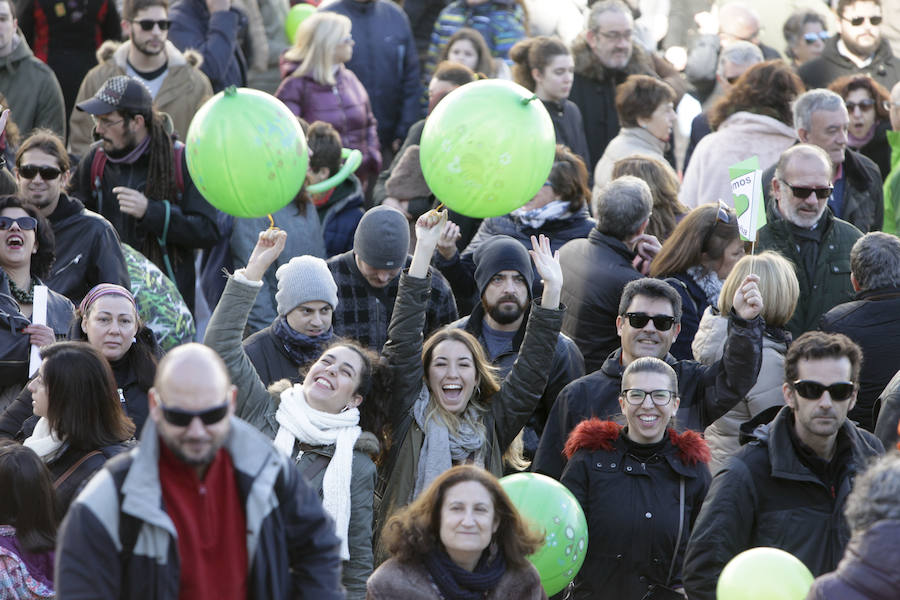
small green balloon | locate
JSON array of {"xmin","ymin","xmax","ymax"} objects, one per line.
[
  {"xmin": 186, "ymin": 87, "xmax": 308, "ymax": 219},
  {"xmin": 499, "ymin": 472, "xmax": 587, "ymax": 596},
  {"xmin": 419, "ymin": 79, "xmax": 556, "ymax": 219},
  {"xmin": 285, "ymin": 3, "xmax": 315, "ymax": 44},
  {"xmin": 716, "ymin": 547, "xmax": 814, "ymax": 600}
]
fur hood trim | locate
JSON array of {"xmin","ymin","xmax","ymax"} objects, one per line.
[
  {"xmin": 564, "ymin": 418, "xmax": 711, "ymax": 466},
  {"xmin": 571, "ymin": 33, "xmax": 656, "ymax": 83},
  {"xmin": 98, "ymin": 40, "xmax": 203, "ymax": 70}
]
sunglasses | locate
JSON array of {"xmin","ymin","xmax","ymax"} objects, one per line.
[
  {"xmin": 133, "ymin": 19, "xmax": 171, "ymax": 31},
  {"xmin": 0, "ymin": 216, "xmax": 37, "ymax": 231},
  {"xmin": 846, "ymin": 98, "xmax": 875, "ymax": 112},
  {"xmin": 844, "ymin": 15, "xmax": 882, "ymax": 26},
  {"xmin": 159, "ymin": 402, "xmax": 229, "ymax": 427},
  {"xmin": 792, "ymin": 380, "xmax": 856, "ymax": 401},
  {"xmin": 18, "ymin": 164, "xmax": 62, "ymax": 180},
  {"xmin": 624, "ymin": 312, "xmax": 676, "ymax": 331},
  {"xmin": 621, "ymin": 388, "xmax": 676, "ymax": 406},
  {"xmin": 803, "ymin": 31, "xmax": 829, "ymax": 44},
  {"xmin": 780, "ymin": 181, "xmax": 833, "ymax": 200}
]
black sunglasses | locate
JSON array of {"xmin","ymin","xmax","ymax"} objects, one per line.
[
  {"xmin": 846, "ymin": 98, "xmax": 875, "ymax": 112},
  {"xmin": 803, "ymin": 31, "xmax": 830, "ymax": 44},
  {"xmin": 624, "ymin": 312, "xmax": 676, "ymax": 331},
  {"xmin": 18, "ymin": 164, "xmax": 61, "ymax": 180},
  {"xmin": 133, "ymin": 19, "xmax": 171, "ymax": 31},
  {"xmin": 845, "ymin": 15, "xmax": 882, "ymax": 26},
  {"xmin": 781, "ymin": 181, "xmax": 833, "ymax": 200},
  {"xmin": 160, "ymin": 402, "xmax": 229, "ymax": 427},
  {"xmin": 792, "ymin": 380, "xmax": 856, "ymax": 401},
  {"xmin": 0, "ymin": 216, "xmax": 37, "ymax": 231}
]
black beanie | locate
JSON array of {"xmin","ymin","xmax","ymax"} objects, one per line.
[{"xmin": 473, "ymin": 236, "xmax": 534, "ymax": 298}]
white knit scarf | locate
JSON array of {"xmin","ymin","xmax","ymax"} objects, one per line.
[
  {"xmin": 273, "ymin": 384, "xmax": 361, "ymax": 560},
  {"xmin": 23, "ymin": 417, "xmax": 64, "ymax": 460}
]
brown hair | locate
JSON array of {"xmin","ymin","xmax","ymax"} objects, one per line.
[
  {"xmin": 509, "ymin": 35, "xmax": 569, "ymax": 92},
  {"xmin": 784, "ymin": 331, "xmax": 862, "ymax": 384},
  {"xmin": 709, "ymin": 60, "xmax": 804, "ymax": 130},
  {"xmin": 615, "ymin": 75, "xmax": 676, "ymax": 128},
  {"xmin": 440, "ymin": 28, "xmax": 495, "ymax": 77},
  {"xmin": 381, "ymin": 465, "xmax": 544, "ymax": 569},
  {"xmin": 548, "ymin": 144, "xmax": 590, "ymax": 213},
  {"xmin": 0, "ymin": 195, "xmax": 55, "ymax": 278},
  {"xmin": 611, "ymin": 155, "xmax": 688, "ymax": 242},
  {"xmin": 0, "ymin": 441, "xmax": 59, "ymax": 554},
  {"xmin": 16, "ymin": 129, "xmax": 70, "ymax": 173},
  {"xmin": 828, "ymin": 74, "xmax": 890, "ymax": 123},
  {"xmin": 649, "ymin": 204, "xmax": 739, "ymax": 278},
  {"xmin": 122, "ymin": 0, "xmax": 167, "ymax": 20},
  {"xmin": 433, "ymin": 60, "xmax": 478, "ymax": 87}
]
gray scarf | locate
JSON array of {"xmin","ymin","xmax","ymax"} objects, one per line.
[{"xmin": 687, "ymin": 265, "xmax": 723, "ymax": 308}]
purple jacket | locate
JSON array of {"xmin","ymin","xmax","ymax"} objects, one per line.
[{"xmin": 276, "ymin": 60, "xmax": 382, "ymax": 183}]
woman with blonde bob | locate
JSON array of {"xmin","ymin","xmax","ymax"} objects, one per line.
[
  {"xmin": 275, "ymin": 12, "xmax": 381, "ymax": 185},
  {"xmin": 692, "ymin": 251, "xmax": 800, "ymax": 472},
  {"xmin": 368, "ymin": 464, "xmax": 546, "ymax": 599},
  {"xmin": 611, "ymin": 155, "xmax": 689, "ymax": 243}
]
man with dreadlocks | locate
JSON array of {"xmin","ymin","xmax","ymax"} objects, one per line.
[{"xmin": 72, "ymin": 75, "xmax": 220, "ymax": 311}]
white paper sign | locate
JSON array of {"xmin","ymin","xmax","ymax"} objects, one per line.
[{"xmin": 28, "ymin": 285, "xmax": 48, "ymax": 377}]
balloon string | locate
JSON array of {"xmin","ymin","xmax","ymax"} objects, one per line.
[
  {"xmin": 435, "ymin": 202, "xmax": 444, "ymax": 211},
  {"xmin": 267, "ymin": 214, "xmax": 275, "ymax": 229}
]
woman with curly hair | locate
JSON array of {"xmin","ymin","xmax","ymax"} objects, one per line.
[
  {"xmin": 612, "ymin": 155, "xmax": 688, "ymax": 243},
  {"xmin": 368, "ymin": 464, "xmax": 546, "ymax": 599},
  {"xmin": 681, "ymin": 60, "xmax": 805, "ymax": 209},
  {"xmin": 829, "ymin": 74, "xmax": 892, "ymax": 179}
]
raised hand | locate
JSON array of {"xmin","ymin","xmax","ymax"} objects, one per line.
[
  {"xmin": 436, "ymin": 220, "xmax": 461, "ymax": 260},
  {"xmin": 529, "ymin": 234, "xmax": 562, "ymax": 309},
  {"xmin": 410, "ymin": 209, "xmax": 448, "ymax": 278},
  {"xmin": 244, "ymin": 228, "xmax": 287, "ymax": 282},
  {"xmin": 732, "ymin": 274, "xmax": 763, "ymax": 321}
]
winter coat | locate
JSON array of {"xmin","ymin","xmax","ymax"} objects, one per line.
[
  {"xmin": 542, "ymin": 98, "xmax": 590, "ymax": 169},
  {"xmin": 852, "ymin": 120, "xmax": 892, "ymax": 181},
  {"xmin": 374, "ymin": 273, "xmax": 564, "ymax": 561},
  {"xmin": 692, "ymin": 308, "xmax": 788, "ymax": 473},
  {"xmin": 681, "ymin": 111, "xmax": 797, "ymax": 210},
  {"xmin": 882, "ymin": 129, "xmax": 900, "ymax": 234},
  {"xmin": 168, "ymin": 0, "xmax": 247, "ymax": 91},
  {"xmin": 321, "ymin": 0, "xmax": 422, "ymax": 148},
  {"xmin": 242, "ymin": 325, "xmax": 313, "ymax": 389},
  {"xmin": 367, "ymin": 556, "xmax": 546, "ymax": 600},
  {"xmin": 682, "ymin": 406, "xmax": 884, "ymax": 600},
  {"xmin": 798, "ymin": 36, "xmax": 900, "ymax": 92},
  {"xmin": 762, "ymin": 147, "xmax": 884, "ymax": 234},
  {"xmin": 557, "ymin": 229, "xmax": 642, "ymax": 374},
  {"xmin": 533, "ymin": 310, "xmax": 764, "ymax": 480},
  {"xmin": 54, "ymin": 417, "xmax": 344, "ymax": 600},
  {"xmin": 46, "ymin": 442, "xmax": 132, "ymax": 514},
  {"xmin": 593, "ymin": 126, "xmax": 667, "ymax": 191},
  {"xmin": 662, "ymin": 272, "xmax": 711, "ymax": 362},
  {"xmin": 0, "ymin": 35, "xmax": 65, "ymax": 139},
  {"xmin": 756, "ymin": 208, "xmax": 862, "ymax": 338},
  {"xmin": 203, "ymin": 274, "xmax": 377, "ymax": 598},
  {"xmin": 275, "ymin": 63, "xmax": 382, "ymax": 184},
  {"xmin": 820, "ymin": 287, "xmax": 900, "ymax": 432},
  {"xmin": 68, "ymin": 40, "xmax": 213, "ymax": 159},
  {"xmin": 318, "ymin": 174, "xmax": 365, "ymax": 259},
  {"xmin": 561, "ymin": 422, "xmax": 712, "ymax": 599},
  {"xmin": 806, "ymin": 520, "xmax": 900, "ymax": 600},
  {"xmin": 874, "ymin": 369, "xmax": 900, "ymax": 450}
]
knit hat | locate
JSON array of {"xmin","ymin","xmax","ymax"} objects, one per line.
[
  {"xmin": 275, "ymin": 256, "xmax": 339, "ymax": 317},
  {"xmin": 76, "ymin": 75, "xmax": 153, "ymax": 115},
  {"xmin": 473, "ymin": 236, "xmax": 534, "ymax": 298},
  {"xmin": 353, "ymin": 206, "xmax": 410, "ymax": 269},
  {"xmin": 385, "ymin": 145, "xmax": 431, "ymax": 200}
]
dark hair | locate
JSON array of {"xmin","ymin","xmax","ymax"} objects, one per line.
[
  {"xmin": 709, "ymin": 60, "xmax": 804, "ymax": 129},
  {"xmin": 783, "ymin": 10, "xmax": 828, "ymax": 59},
  {"xmin": 547, "ymin": 144, "xmax": 589, "ymax": 212},
  {"xmin": 433, "ymin": 61, "xmax": 478, "ymax": 87},
  {"xmin": 440, "ymin": 28, "xmax": 495, "ymax": 77},
  {"xmin": 0, "ymin": 195, "xmax": 55, "ymax": 278},
  {"xmin": 611, "ymin": 155, "xmax": 688, "ymax": 242},
  {"xmin": 615, "ymin": 75, "xmax": 676, "ymax": 128},
  {"xmin": 837, "ymin": 0, "xmax": 881, "ymax": 19},
  {"xmin": 308, "ymin": 121, "xmax": 343, "ymax": 178},
  {"xmin": 650, "ymin": 203, "xmax": 739, "ymax": 278},
  {"xmin": 509, "ymin": 35, "xmax": 569, "ymax": 91},
  {"xmin": 381, "ymin": 465, "xmax": 544, "ymax": 569},
  {"xmin": 784, "ymin": 331, "xmax": 862, "ymax": 384},
  {"xmin": 618, "ymin": 278, "xmax": 683, "ymax": 323},
  {"xmin": 0, "ymin": 441, "xmax": 59, "ymax": 554},
  {"xmin": 41, "ymin": 342, "xmax": 136, "ymax": 449},
  {"xmin": 850, "ymin": 232, "xmax": 900, "ymax": 290},
  {"xmin": 16, "ymin": 129, "xmax": 70, "ymax": 173},
  {"xmin": 122, "ymin": 0, "xmax": 167, "ymax": 20},
  {"xmin": 828, "ymin": 74, "xmax": 891, "ymax": 123}
]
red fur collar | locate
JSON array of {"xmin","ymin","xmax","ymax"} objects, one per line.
[{"xmin": 563, "ymin": 419, "xmax": 710, "ymax": 466}]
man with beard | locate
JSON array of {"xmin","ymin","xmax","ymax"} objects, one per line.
[
  {"xmin": 55, "ymin": 343, "xmax": 345, "ymax": 599},
  {"xmin": 72, "ymin": 75, "xmax": 220, "ymax": 311},
  {"xmin": 799, "ymin": 0, "xmax": 900, "ymax": 90},
  {"xmin": 68, "ymin": 0, "xmax": 213, "ymax": 158},
  {"xmin": 450, "ymin": 235, "xmax": 584, "ymax": 459}
]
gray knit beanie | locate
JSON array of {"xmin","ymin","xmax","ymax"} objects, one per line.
[
  {"xmin": 274, "ymin": 255, "xmax": 339, "ymax": 317},
  {"xmin": 353, "ymin": 205, "xmax": 410, "ymax": 269},
  {"xmin": 474, "ymin": 236, "xmax": 534, "ymax": 298}
]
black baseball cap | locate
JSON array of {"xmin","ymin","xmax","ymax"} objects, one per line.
[{"xmin": 76, "ymin": 75, "xmax": 153, "ymax": 115}]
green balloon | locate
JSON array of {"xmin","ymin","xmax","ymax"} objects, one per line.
[
  {"xmin": 285, "ymin": 3, "xmax": 315, "ymax": 44},
  {"xmin": 186, "ymin": 87, "xmax": 308, "ymax": 219},
  {"xmin": 419, "ymin": 79, "xmax": 556, "ymax": 219},
  {"xmin": 499, "ymin": 472, "xmax": 587, "ymax": 596},
  {"xmin": 717, "ymin": 547, "xmax": 814, "ymax": 600}
]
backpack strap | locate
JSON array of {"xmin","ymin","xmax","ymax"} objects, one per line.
[
  {"xmin": 172, "ymin": 140, "xmax": 185, "ymax": 198},
  {"xmin": 53, "ymin": 450, "xmax": 103, "ymax": 489}
]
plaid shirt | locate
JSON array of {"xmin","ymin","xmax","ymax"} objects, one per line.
[{"xmin": 327, "ymin": 251, "xmax": 458, "ymax": 350}]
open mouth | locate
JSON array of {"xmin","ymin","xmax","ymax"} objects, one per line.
[
  {"xmin": 442, "ymin": 383, "xmax": 463, "ymax": 400},
  {"xmin": 314, "ymin": 376, "xmax": 334, "ymax": 390},
  {"xmin": 5, "ymin": 235, "xmax": 23, "ymax": 248}
]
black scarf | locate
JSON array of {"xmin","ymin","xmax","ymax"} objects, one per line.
[
  {"xmin": 271, "ymin": 315, "xmax": 332, "ymax": 369},
  {"xmin": 422, "ymin": 547, "xmax": 507, "ymax": 600}
]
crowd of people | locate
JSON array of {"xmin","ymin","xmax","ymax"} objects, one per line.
[{"xmin": 2, "ymin": 0, "xmax": 900, "ymax": 598}]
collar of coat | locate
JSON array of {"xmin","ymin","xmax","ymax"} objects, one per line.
[
  {"xmin": 563, "ymin": 418, "xmax": 711, "ymax": 467},
  {"xmin": 571, "ymin": 33, "xmax": 656, "ymax": 83}
]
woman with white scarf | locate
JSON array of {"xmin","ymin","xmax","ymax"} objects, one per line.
[{"xmin": 203, "ymin": 228, "xmax": 383, "ymax": 600}]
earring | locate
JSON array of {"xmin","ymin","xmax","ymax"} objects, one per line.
[
  {"xmin": 340, "ymin": 404, "xmax": 352, "ymax": 413},
  {"xmin": 475, "ymin": 384, "xmax": 481, "ymax": 398}
]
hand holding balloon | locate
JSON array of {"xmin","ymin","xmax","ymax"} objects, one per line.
[{"xmin": 244, "ymin": 229, "xmax": 287, "ymax": 282}]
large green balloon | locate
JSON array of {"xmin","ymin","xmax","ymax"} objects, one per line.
[
  {"xmin": 499, "ymin": 472, "xmax": 587, "ymax": 596},
  {"xmin": 186, "ymin": 87, "xmax": 308, "ymax": 219},
  {"xmin": 419, "ymin": 79, "xmax": 555, "ymax": 219},
  {"xmin": 285, "ymin": 3, "xmax": 315, "ymax": 44},
  {"xmin": 717, "ymin": 547, "xmax": 814, "ymax": 600}
]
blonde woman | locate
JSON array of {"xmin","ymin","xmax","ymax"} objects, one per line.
[{"xmin": 275, "ymin": 12, "xmax": 381, "ymax": 185}]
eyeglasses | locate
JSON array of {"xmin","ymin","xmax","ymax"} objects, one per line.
[
  {"xmin": 845, "ymin": 98, "xmax": 875, "ymax": 112},
  {"xmin": 623, "ymin": 312, "xmax": 676, "ymax": 331},
  {"xmin": 843, "ymin": 15, "xmax": 882, "ymax": 26},
  {"xmin": 780, "ymin": 181, "xmax": 834, "ymax": 200},
  {"xmin": 621, "ymin": 388, "xmax": 676, "ymax": 406},
  {"xmin": 133, "ymin": 19, "xmax": 171, "ymax": 31},
  {"xmin": 159, "ymin": 402, "xmax": 229, "ymax": 427},
  {"xmin": 703, "ymin": 200, "xmax": 735, "ymax": 250},
  {"xmin": 90, "ymin": 115, "xmax": 125, "ymax": 129},
  {"xmin": 0, "ymin": 215, "xmax": 37, "ymax": 230},
  {"xmin": 792, "ymin": 380, "xmax": 856, "ymax": 401},
  {"xmin": 18, "ymin": 164, "xmax": 62, "ymax": 180},
  {"xmin": 803, "ymin": 31, "xmax": 830, "ymax": 44},
  {"xmin": 596, "ymin": 29, "xmax": 633, "ymax": 42}
]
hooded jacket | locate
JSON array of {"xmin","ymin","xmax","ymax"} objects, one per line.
[
  {"xmin": 68, "ymin": 40, "xmax": 213, "ymax": 159},
  {"xmin": 167, "ymin": 0, "xmax": 247, "ymax": 92},
  {"xmin": 798, "ymin": 35, "xmax": 900, "ymax": 92},
  {"xmin": 0, "ymin": 34, "xmax": 66, "ymax": 138}
]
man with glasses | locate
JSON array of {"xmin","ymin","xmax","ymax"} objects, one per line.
[
  {"xmin": 68, "ymin": 0, "xmax": 212, "ymax": 159},
  {"xmin": 759, "ymin": 144, "xmax": 864, "ymax": 337},
  {"xmin": 56, "ymin": 343, "xmax": 345, "ymax": 599},
  {"xmin": 534, "ymin": 275, "xmax": 764, "ymax": 479},
  {"xmin": 799, "ymin": 0, "xmax": 900, "ymax": 90},
  {"xmin": 683, "ymin": 331, "xmax": 884, "ymax": 600}
]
